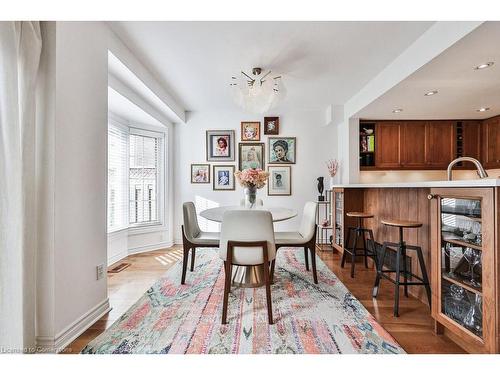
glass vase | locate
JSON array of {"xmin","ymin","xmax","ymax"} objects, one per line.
[{"xmin": 244, "ymin": 185, "xmax": 257, "ymax": 208}]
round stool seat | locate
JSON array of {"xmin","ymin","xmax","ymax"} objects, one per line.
[
  {"xmin": 381, "ymin": 218, "xmax": 422, "ymax": 228},
  {"xmin": 346, "ymin": 212, "xmax": 374, "ymax": 219}
]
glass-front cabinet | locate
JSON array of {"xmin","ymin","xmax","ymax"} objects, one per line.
[
  {"xmin": 332, "ymin": 189, "xmax": 344, "ymax": 252},
  {"xmin": 430, "ymin": 188, "xmax": 497, "ymax": 353}
]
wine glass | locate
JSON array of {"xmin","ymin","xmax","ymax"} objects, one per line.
[{"xmin": 462, "ymin": 248, "xmax": 481, "ymax": 288}]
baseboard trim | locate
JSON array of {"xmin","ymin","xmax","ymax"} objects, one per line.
[
  {"xmin": 127, "ymin": 241, "xmax": 173, "ymax": 255},
  {"xmin": 36, "ymin": 298, "xmax": 111, "ymax": 353},
  {"xmin": 107, "ymin": 250, "xmax": 129, "ymax": 266}
]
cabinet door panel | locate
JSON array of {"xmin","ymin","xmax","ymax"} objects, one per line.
[
  {"xmin": 375, "ymin": 122, "xmax": 401, "ymax": 168},
  {"xmin": 402, "ymin": 122, "xmax": 427, "ymax": 167},
  {"xmin": 462, "ymin": 121, "xmax": 481, "ymax": 160},
  {"xmin": 426, "ymin": 121, "xmax": 455, "ymax": 168},
  {"xmin": 482, "ymin": 117, "xmax": 500, "ymax": 168}
]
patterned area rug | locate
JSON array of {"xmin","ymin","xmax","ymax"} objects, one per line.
[{"xmin": 82, "ymin": 248, "xmax": 405, "ymax": 354}]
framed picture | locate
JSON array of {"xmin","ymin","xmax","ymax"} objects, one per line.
[
  {"xmin": 238, "ymin": 142, "xmax": 265, "ymax": 171},
  {"xmin": 268, "ymin": 166, "xmax": 291, "ymax": 196},
  {"xmin": 206, "ymin": 130, "xmax": 235, "ymax": 161},
  {"xmin": 268, "ymin": 137, "xmax": 296, "ymax": 164},
  {"xmin": 191, "ymin": 164, "xmax": 210, "ymax": 183},
  {"xmin": 264, "ymin": 117, "xmax": 279, "ymax": 135},
  {"xmin": 213, "ymin": 165, "xmax": 235, "ymax": 191},
  {"xmin": 241, "ymin": 121, "xmax": 261, "ymax": 141}
]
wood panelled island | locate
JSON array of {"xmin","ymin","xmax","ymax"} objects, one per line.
[{"xmin": 331, "ymin": 179, "xmax": 500, "ymax": 353}]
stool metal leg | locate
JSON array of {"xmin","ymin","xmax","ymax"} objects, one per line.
[
  {"xmin": 362, "ymin": 231, "xmax": 369, "ymax": 268},
  {"xmin": 372, "ymin": 243, "xmax": 387, "ymax": 298},
  {"xmin": 394, "ymin": 246, "xmax": 401, "ymax": 317},
  {"xmin": 350, "ymin": 229, "xmax": 360, "ymax": 278},
  {"xmin": 367, "ymin": 229, "xmax": 377, "ymax": 269},
  {"xmin": 340, "ymin": 228, "xmax": 353, "ymax": 268},
  {"xmin": 415, "ymin": 246, "xmax": 432, "ymax": 309},
  {"xmin": 402, "ymin": 245, "xmax": 409, "ymax": 298}
]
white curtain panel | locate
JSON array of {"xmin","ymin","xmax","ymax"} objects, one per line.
[{"xmin": 0, "ymin": 21, "xmax": 41, "ymax": 351}]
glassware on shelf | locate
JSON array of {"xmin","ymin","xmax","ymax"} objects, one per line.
[
  {"xmin": 463, "ymin": 294, "xmax": 483, "ymax": 337},
  {"xmin": 462, "ymin": 247, "xmax": 481, "ymax": 288},
  {"xmin": 443, "ymin": 283, "xmax": 469, "ymax": 324},
  {"xmin": 443, "ymin": 243, "xmax": 456, "ymax": 278}
]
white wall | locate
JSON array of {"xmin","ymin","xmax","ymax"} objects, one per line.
[
  {"xmin": 53, "ymin": 21, "xmax": 109, "ymax": 337},
  {"xmin": 36, "ymin": 21, "xmax": 112, "ymax": 350},
  {"xmin": 174, "ymin": 109, "xmax": 337, "ymax": 243}
]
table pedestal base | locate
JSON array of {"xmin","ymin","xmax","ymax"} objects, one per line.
[{"xmin": 231, "ymin": 264, "xmax": 266, "ymax": 288}]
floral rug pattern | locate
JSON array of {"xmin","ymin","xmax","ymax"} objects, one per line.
[{"xmin": 82, "ymin": 248, "xmax": 404, "ymax": 354}]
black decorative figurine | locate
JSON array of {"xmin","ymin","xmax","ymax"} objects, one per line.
[{"xmin": 317, "ymin": 177, "xmax": 325, "ymax": 201}]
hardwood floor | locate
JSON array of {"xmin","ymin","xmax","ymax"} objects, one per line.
[{"xmin": 65, "ymin": 246, "xmax": 464, "ymax": 354}]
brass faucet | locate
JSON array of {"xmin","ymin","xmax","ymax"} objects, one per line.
[{"xmin": 447, "ymin": 157, "xmax": 488, "ymax": 180}]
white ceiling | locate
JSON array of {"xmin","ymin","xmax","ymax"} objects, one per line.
[
  {"xmin": 108, "ymin": 87, "xmax": 164, "ymax": 128},
  {"xmin": 108, "ymin": 21, "xmax": 434, "ymax": 112},
  {"xmin": 356, "ymin": 21, "xmax": 500, "ymax": 120}
]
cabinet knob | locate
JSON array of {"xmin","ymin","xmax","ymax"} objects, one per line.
[{"xmin": 427, "ymin": 194, "xmax": 436, "ymax": 200}]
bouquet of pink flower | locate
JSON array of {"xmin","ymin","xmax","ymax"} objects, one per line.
[{"xmin": 234, "ymin": 168, "xmax": 269, "ymax": 189}]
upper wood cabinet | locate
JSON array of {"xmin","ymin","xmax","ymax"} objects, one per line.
[
  {"xmin": 425, "ymin": 121, "xmax": 455, "ymax": 168},
  {"xmin": 481, "ymin": 116, "xmax": 500, "ymax": 169},
  {"xmin": 461, "ymin": 121, "xmax": 481, "ymax": 160},
  {"xmin": 401, "ymin": 121, "xmax": 427, "ymax": 167},
  {"xmin": 375, "ymin": 122, "xmax": 401, "ymax": 168}
]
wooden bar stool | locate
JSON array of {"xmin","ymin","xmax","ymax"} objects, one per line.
[
  {"xmin": 372, "ymin": 218, "xmax": 431, "ymax": 317},
  {"xmin": 341, "ymin": 212, "xmax": 377, "ymax": 278}
]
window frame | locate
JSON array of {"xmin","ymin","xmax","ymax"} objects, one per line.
[
  {"xmin": 107, "ymin": 117, "xmax": 167, "ymax": 235},
  {"xmin": 128, "ymin": 126, "xmax": 166, "ymax": 230},
  {"xmin": 107, "ymin": 118, "xmax": 130, "ymax": 234}
]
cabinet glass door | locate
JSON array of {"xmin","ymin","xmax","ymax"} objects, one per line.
[
  {"xmin": 440, "ymin": 197, "xmax": 483, "ymax": 338},
  {"xmin": 334, "ymin": 190, "xmax": 343, "ymax": 247}
]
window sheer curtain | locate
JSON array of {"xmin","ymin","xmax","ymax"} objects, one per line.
[{"xmin": 0, "ymin": 22, "xmax": 42, "ymax": 350}]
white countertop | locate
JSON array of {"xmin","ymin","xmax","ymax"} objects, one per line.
[{"xmin": 332, "ymin": 178, "xmax": 500, "ymax": 188}]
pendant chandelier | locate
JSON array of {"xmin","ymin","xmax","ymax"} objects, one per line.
[{"xmin": 230, "ymin": 67, "xmax": 286, "ymax": 114}]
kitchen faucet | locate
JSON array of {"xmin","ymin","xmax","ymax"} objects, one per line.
[{"xmin": 447, "ymin": 157, "xmax": 488, "ymax": 180}]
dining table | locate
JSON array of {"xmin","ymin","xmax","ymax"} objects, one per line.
[{"xmin": 199, "ymin": 205, "xmax": 298, "ymax": 288}]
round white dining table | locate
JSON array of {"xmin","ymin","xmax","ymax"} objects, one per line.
[
  {"xmin": 199, "ymin": 205, "xmax": 297, "ymax": 223},
  {"xmin": 199, "ymin": 205, "xmax": 298, "ymax": 288}
]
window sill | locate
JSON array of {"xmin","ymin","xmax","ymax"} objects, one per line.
[{"xmin": 128, "ymin": 222, "xmax": 167, "ymax": 236}]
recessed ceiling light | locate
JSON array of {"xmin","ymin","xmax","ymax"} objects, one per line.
[
  {"xmin": 425, "ymin": 90, "xmax": 438, "ymax": 96},
  {"xmin": 477, "ymin": 107, "xmax": 490, "ymax": 112},
  {"xmin": 473, "ymin": 62, "xmax": 494, "ymax": 70},
  {"xmin": 392, "ymin": 108, "xmax": 403, "ymax": 113}
]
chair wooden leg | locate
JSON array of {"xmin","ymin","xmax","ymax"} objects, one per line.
[
  {"xmin": 304, "ymin": 246, "xmax": 310, "ymax": 271},
  {"xmin": 181, "ymin": 245, "xmax": 189, "ymax": 285},
  {"xmin": 221, "ymin": 260, "xmax": 232, "ymax": 325},
  {"xmin": 263, "ymin": 261, "xmax": 274, "ymax": 324},
  {"xmin": 270, "ymin": 259, "xmax": 275, "ymax": 284},
  {"xmin": 190, "ymin": 248, "xmax": 196, "ymax": 272},
  {"xmin": 261, "ymin": 243, "xmax": 273, "ymax": 324},
  {"xmin": 309, "ymin": 245, "xmax": 318, "ymax": 284}
]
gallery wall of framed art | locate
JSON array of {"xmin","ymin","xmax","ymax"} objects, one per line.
[{"xmin": 191, "ymin": 115, "xmax": 297, "ymax": 196}]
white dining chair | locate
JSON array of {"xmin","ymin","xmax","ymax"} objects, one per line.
[
  {"xmin": 239, "ymin": 198, "xmax": 264, "ymax": 207},
  {"xmin": 219, "ymin": 210, "xmax": 275, "ymax": 324},
  {"xmin": 273, "ymin": 201, "xmax": 318, "ymax": 284},
  {"xmin": 181, "ymin": 202, "xmax": 220, "ymax": 284}
]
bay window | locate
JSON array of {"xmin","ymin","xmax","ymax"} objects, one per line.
[{"xmin": 107, "ymin": 122, "xmax": 165, "ymax": 233}]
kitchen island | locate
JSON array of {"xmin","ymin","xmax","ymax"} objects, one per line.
[{"xmin": 331, "ymin": 179, "xmax": 500, "ymax": 353}]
